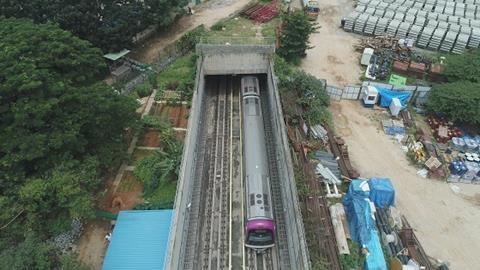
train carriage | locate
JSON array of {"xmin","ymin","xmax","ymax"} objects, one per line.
[{"xmin": 241, "ymin": 76, "xmax": 276, "ymax": 251}]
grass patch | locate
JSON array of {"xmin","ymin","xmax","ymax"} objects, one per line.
[
  {"xmin": 131, "ymin": 148, "xmax": 156, "ymax": 164},
  {"xmin": 137, "ymin": 180, "xmax": 177, "ymax": 209},
  {"xmin": 156, "ymin": 54, "xmax": 196, "ymax": 101},
  {"xmin": 157, "ymin": 54, "xmax": 194, "ymax": 88},
  {"xmin": 117, "ymin": 171, "xmax": 138, "ymax": 192},
  {"xmin": 261, "ymin": 18, "xmax": 279, "ymax": 38},
  {"xmin": 208, "ymin": 17, "xmax": 258, "ymax": 38}
]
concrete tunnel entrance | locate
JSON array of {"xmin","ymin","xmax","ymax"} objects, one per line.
[{"xmin": 166, "ymin": 44, "xmax": 310, "ymax": 270}]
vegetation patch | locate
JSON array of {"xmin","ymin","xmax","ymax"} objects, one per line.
[
  {"xmin": 156, "ymin": 54, "xmax": 196, "ymax": 102},
  {"xmin": 131, "ymin": 148, "xmax": 155, "ymax": 165},
  {"xmin": 117, "ymin": 171, "xmax": 139, "ymax": 193},
  {"xmin": 275, "ymin": 56, "xmax": 332, "ymax": 127}
]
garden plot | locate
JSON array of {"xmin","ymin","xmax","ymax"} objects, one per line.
[
  {"xmin": 150, "ymin": 103, "xmax": 190, "ymax": 129},
  {"xmin": 131, "ymin": 148, "xmax": 156, "ymax": 165},
  {"xmin": 137, "ymin": 129, "xmax": 162, "ymax": 148}
]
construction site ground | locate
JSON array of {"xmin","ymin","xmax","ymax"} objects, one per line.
[
  {"xmin": 330, "ymin": 101, "xmax": 480, "ymax": 269},
  {"xmin": 301, "ymin": 0, "xmax": 361, "ymax": 86},
  {"xmin": 130, "ymin": 0, "xmax": 252, "ymax": 63}
]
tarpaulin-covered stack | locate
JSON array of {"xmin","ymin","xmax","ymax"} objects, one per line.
[{"xmin": 343, "ymin": 180, "xmax": 387, "ymax": 270}]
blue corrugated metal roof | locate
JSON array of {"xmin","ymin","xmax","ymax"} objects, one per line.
[{"xmin": 102, "ymin": 210, "xmax": 173, "ymax": 270}]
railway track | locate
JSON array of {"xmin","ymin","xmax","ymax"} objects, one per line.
[
  {"xmin": 198, "ymin": 76, "xmax": 232, "ymax": 270},
  {"xmin": 247, "ymin": 249, "xmax": 276, "ymax": 270}
]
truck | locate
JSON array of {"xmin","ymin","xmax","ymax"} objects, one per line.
[{"xmin": 302, "ymin": 0, "xmax": 319, "ymax": 19}]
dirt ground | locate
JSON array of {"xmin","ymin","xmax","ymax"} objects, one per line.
[
  {"xmin": 330, "ymin": 101, "xmax": 480, "ymax": 269},
  {"xmin": 77, "ymin": 219, "xmax": 111, "ymax": 270},
  {"xmin": 130, "ymin": 0, "xmax": 252, "ymax": 63},
  {"xmin": 301, "ymin": 0, "xmax": 361, "ymax": 86}
]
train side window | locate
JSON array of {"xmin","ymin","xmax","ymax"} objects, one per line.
[
  {"xmin": 250, "ymin": 194, "xmax": 255, "ymax": 206},
  {"xmin": 263, "ymin": 194, "xmax": 269, "ymax": 206}
]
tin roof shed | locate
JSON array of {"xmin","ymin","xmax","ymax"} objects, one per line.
[{"xmin": 102, "ymin": 210, "xmax": 173, "ymax": 270}]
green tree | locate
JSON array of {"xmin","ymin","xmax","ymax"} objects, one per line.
[
  {"xmin": 426, "ymin": 81, "xmax": 480, "ymax": 125},
  {"xmin": 0, "ymin": 0, "xmax": 188, "ymax": 52},
  {"xmin": 0, "ymin": 18, "xmax": 137, "ymax": 236},
  {"xmin": 277, "ymin": 11, "xmax": 318, "ymax": 64},
  {"xmin": 443, "ymin": 49, "xmax": 480, "ymax": 83},
  {"xmin": 134, "ymin": 119, "xmax": 182, "ymax": 194},
  {"xmin": 0, "ymin": 233, "xmax": 56, "ymax": 270},
  {"xmin": 0, "ymin": 233, "xmax": 87, "ymax": 270}
]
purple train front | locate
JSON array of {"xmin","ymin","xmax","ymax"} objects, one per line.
[{"xmin": 241, "ymin": 76, "xmax": 276, "ymax": 251}]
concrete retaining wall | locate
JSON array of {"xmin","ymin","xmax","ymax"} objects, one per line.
[{"xmin": 165, "ymin": 56, "xmax": 206, "ymax": 270}]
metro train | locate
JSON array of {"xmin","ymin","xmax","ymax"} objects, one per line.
[{"xmin": 241, "ymin": 76, "xmax": 276, "ymax": 251}]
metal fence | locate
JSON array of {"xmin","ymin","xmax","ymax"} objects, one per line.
[{"xmin": 326, "ymin": 81, "xmax": 432, "ymax": 106}]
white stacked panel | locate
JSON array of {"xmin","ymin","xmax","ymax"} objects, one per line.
[
  {"xmin": 407, "ymin": 24, "xmax": 423, "ymax": 40},
  {"xmin": 344, "ymin": 11, "xmax": 360, "ymax": 32},
  {"xmin": 378, "ymin": 2, "xmax": 389, "ymax": 9},
  {"xmin": 415, "ymin": 16, "xmax": 427, "ymax": 26},
  {"xmin": 374, "ymin": 8, "xmax": 386, "ymax": 17},
  {"xmin": 452, "ymin": 32, "xmax": 470, "ymax": 53},
  {"xmin": 394, "ymin": 12, "xmax": 405, "ymax": 21},
  {"xmin": 365, "ymin": 7, "xmax": 376, "ymax": 15},
  {"xmin": 470, "ymin": 20, "xmax": 480, "ymax": 28},
  {"xmin": 355, "ymin": 5, "xmax": 367, "ymax": 13},
  {"xmin": 354, "ymin": 14, "xmax": 369, "ymax": 34},
  {"xmin": 417, "ymin": 26, "xmax": 435, "ymax": 47},
  {"xmin": 438, "ymin": 21, "xmax": 450, "ymax": 29},
  {"xmin": 440, "ymin": 31, "xmax": 458, "ymax": 51},
  {"xmin": 450, "ymin": 24, "xmax": 461, "ymax": 34},
  {"xmin": 428, "ymin": 27, "xmax": 446, "ymax": 49},
  {"xmin": 397, "ymin": 22, "xmax": 412, "ymax": 39},
  {"xmin": 375, "ymin": 17, "xmax": 389, "ymax": 35},
  {"xmin": 398, "ymin": 6, "xmax": 409, "ymax": 14},
  {"xmin": 448, "ymin": 15, "xmax": 460, "ymax": 24},
  {"xmin": 437, "ymin": 13, "xmax": 448, "ymax": 22},
  {"xmin": 383, "ymin": 10, "xmax": 395, "ymax": 20},
  {"xmin": 405, "ymin": 14, "xmax": 416, "ymax": 23},
  {"xmin": 460, "ymin": 17, "xmax": 471, "ymax": 27},
  {"xmin": 413, "ymin": 2, "xmax": 424, "ymax": 9},
  {"xmin": 467, "ymin": 27, "xmax": 480, "ymax": 47},
  {"xmin": 365, "ymin": 16, "xmax": 379, "ymax": 35},
  {"xmin": 387, "ymin": 19, "xmax": 401, "ymax": 36}
]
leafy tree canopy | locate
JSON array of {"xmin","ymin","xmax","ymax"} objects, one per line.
[
  {"xmin": 0, "ymin": 0, "xmax": 188, "ymax": 52},
  {"xmin": 0, "ymin": 233, "xmax": 88, "ymax": 270},
  {"xmin": 0, "ymin": 18, "xmax": 137, "ymax": 238},
  {"xmin": 277, "ymin": 11, "xmax": 318, "ymax": 64},
  {"xmin": 444, "ymin": 49, "xmax": 480, "ymax": 83},
  {"xmin": 426, "ymin": 81, "xmax": 480, "ymax": 125}
]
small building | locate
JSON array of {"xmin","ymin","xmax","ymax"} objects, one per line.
[
  {"xmin": 103, "ymin": 49, "xmax": 131, "ymax": 81},
  {"xmin": 102, "ymin": 210, "xmax": 173, "ymax": 270}
]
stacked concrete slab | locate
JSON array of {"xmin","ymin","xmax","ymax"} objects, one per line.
[{"xmin": 342, "ymin": 0, "xmax": 480, "ymax": 53}]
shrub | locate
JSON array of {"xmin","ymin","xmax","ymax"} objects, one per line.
[
  {"xmin": 176, "ymin": 25, "xmax": 207, "ymax": 54},
  {"xmin": 443, "ymin": 49, "xmax": 480, "ymax": 83},
  {"xmin": 426, "ymin": 81, "xmax": 480, "ymax": 125},
  {"xmin": 135, "ymin": 82, "xmax": 153, "ymax": 97}
]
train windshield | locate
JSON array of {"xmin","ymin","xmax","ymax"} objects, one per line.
[{"xmin": 247, "ymin": 229, "xmax": 273, "ymax": 246}]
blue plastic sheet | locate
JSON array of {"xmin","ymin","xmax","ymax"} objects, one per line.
[
  {"xmin": 375, "ymin": 87, "xmax": 411, "ymax": 108},
  {"xmin": 343, "ymin": 180, "xmax": 387, "ymax": 270},
  {"xmin": 368, "ymin": 178, "xmax": 395, "ymax": 208}
]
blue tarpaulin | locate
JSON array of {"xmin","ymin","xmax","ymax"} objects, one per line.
[
  {"xmin": 343, "ymin": 180, "xmax": 387, "ymax": 270},
  {"xmin": 375, "ymin": 87, "xmax": 411, "ymax": 108},
  {"xmin": 368, "ymin": 178, "xmax": 395, "ymax": 208}
]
